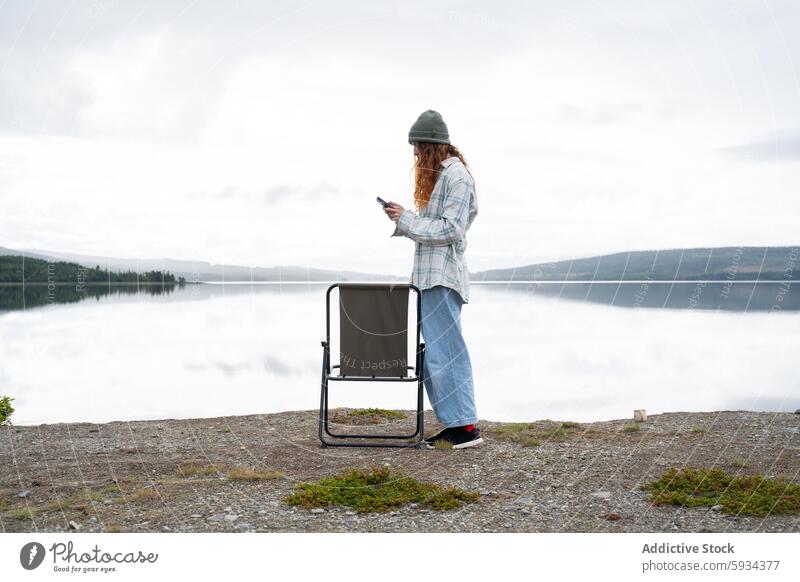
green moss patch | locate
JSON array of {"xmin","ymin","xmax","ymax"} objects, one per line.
[
  {"xmin": 284, "ymin": 465, "xmax": 479, "ymax": 513},
  {"xmin": 348, "ymin": 408, "xmax": 406, "ymax": 419},
  {"xmin": 330, "ymin": 408, "xmax": 409, "ymax": 426},
  {"xmin": 641, "ymin": 467, "xmax": 800, "ymax": 517},
  {"xmin": 489, "ymin": 420, "xmax": 585, "ymax": 446}
]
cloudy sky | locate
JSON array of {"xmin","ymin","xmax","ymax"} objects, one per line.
[{"xmin": 1, "ymin": 0, "xmax": 798, "ymax": 276}]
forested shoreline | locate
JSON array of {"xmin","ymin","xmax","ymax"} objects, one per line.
[{"xmin": 0, "ymin": 255, "xmax": 185, "ymax": 285}]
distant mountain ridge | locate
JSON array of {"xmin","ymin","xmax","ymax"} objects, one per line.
[
  {"xmin": 470, "ymin": 246, "xmax": 799, "ymax": 282},
  {"xmin": 2, "ymin": 245, "xmax": 797, "ymax": 283}
]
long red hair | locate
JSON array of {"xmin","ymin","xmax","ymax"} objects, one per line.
[{"xmin": 411, "ymin": 142, "xmax": 475, "ymax": 212}]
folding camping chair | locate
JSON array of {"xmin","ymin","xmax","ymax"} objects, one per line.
[{"xmin": 319, "ymin": 283, "xmax": 426, "ymax": 448}]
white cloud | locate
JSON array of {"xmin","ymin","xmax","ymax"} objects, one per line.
[{"xmin": 1, "ymin": 0, "xmax": 799, "ymax": 274}]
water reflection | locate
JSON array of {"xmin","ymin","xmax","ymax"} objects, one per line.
[
  {"xmin": 3, "ymin": 280, "xmax": 798, "ymax": 313},
  {"xmin": 500, "ymin": 281, "xmax": 799, "ymax": 311},
  {"xmin": 0, "ymin": 283, "xmax": 179, "ymax": 313},
  {"xmin": 0, "ymin": 282, "xmax": 797, "ymax": 424},
  {"xmin": 0, "ymin": 282, "xmax": 325, "ymax": 314}
]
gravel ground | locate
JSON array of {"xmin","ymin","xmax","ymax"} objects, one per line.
[{"xmin": 1, "ymin": 409, "xmax": 798, "ymax": 533}]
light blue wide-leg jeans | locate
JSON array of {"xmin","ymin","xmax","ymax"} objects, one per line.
[{"xmin": 420, "ymin": 285, "xmax": 478, "ymax": 428}]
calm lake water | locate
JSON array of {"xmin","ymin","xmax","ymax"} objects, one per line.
[{"xmin": 1, "ymin": 281, "xmax": 798, "ymax": 425}]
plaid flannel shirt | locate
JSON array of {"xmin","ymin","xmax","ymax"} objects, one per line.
[{"xmin": 390, "ymin": 156, "xmax": 478, "ymax": 303}]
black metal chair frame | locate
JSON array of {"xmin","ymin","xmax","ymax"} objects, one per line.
[{"xmin": 319, "ymin": 283, "xmax": 425, "ymax": 448}]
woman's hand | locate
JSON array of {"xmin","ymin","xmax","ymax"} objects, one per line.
[{"xmin": 384, "ymin": 202, "xmax": 405, "ymax": 222}]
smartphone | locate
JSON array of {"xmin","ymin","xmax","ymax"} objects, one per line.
[{"xmin": 376, "ymin": 196, "xmax": 392, "ymax": 208}]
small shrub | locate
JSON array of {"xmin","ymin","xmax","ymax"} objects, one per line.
[
  {"xmin": 622, "ymin": 423, "xmax": 640, "ymax": 432},
  {"xmin": 518, "ymin": 435, "xmax": 541, "ymax": 447},
  {"xmin": 226, "ymin": 465, "xmax": 284, "ymax": 481},
  {"xmin": 6, "ymin": 506, "xmax": 40, "ymax": 520},
  {"xmin": 43, "ymin": 500, "xmax": 64, "ymax": 513},
  {"xmin": 0, "ymin": 395, "xmax": 15, "ymax": 425},
  {"xmin": 128, "ymin": 488, "xmax": 159, "ymax": 502},
  {"xmin": 178, "ymin": 462, "xmax": 220, "ymax": 477},
  {"xmin": 490, "ymin": 420, "xmax": 582, "ymax": 446},
  {"xmin": 543, "ymin": 427, "xmax": 572, "ymax": 440},
  {"xmin": 80, "ymin": 490, "xmax": 105, "ymax": 503},
  {"xmin": 491, "ymin": 423, "xmax": 538, "ymax": 446}
]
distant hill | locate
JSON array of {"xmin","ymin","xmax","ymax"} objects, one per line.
[
  {"xmin": 0, "ymin": 246, "xmax": 405, "ymax": 283},
  {"xmin": 470, "ymin": 246, "xmax": 799, "ymax": 282},
  {"xmin": 0, "ymin": 255, "xmax": 180, "ymax": 284},
  {"xmin": 4, "ymin": 245, "xmax": 797, "ymax": 284}
]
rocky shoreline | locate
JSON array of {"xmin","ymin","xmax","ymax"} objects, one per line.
[{"xmin": 1, "ymin": 409, "xmax": 798, "ymax": 533}]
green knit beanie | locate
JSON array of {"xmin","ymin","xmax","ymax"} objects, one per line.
[{"xmin": 408, "ymin": 109, "xmax": 450, "ymax": 144}]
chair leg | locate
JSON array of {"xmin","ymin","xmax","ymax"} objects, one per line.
[
  {"xmin": 415, "ymin": 343, "xmax": 425, "ymax": 448},
  {"xmin": 319, "ymin": 342, "xmax": 330, "ymax": 447},
  {"xmin": 318, "ymin": 340, "xmax": 427, "ymax": 449}
]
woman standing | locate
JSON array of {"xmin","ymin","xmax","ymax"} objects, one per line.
[{"xmin": 385, "ymin": 109, "xmax": 482, "ymax": 449}]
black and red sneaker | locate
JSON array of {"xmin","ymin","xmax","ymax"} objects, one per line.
[{"xmin": 424, "ymin": 426, "xmax": 483, "ymax": 449}]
